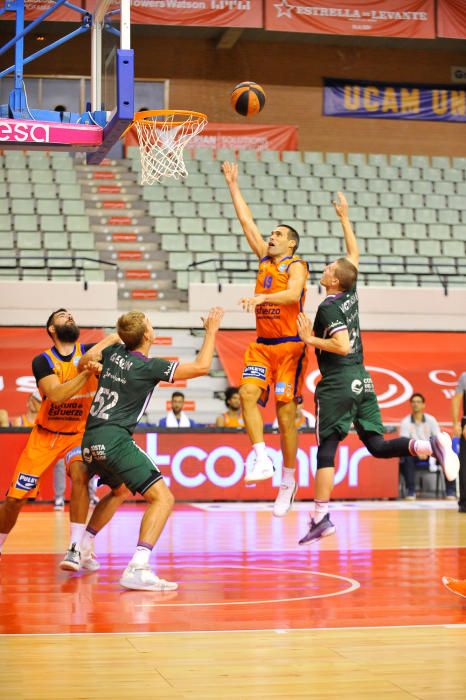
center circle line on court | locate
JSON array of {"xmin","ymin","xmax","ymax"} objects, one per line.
[{"xmin": 134, "ymin": 565, "xmax": 360, "ymax": 607}]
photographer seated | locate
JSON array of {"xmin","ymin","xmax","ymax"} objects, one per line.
[{"xmin": 399, "ymin": 393, "xmax": 456, "ymax": 500}]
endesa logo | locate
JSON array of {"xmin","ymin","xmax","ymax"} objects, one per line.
[
  {"xmin": 145, "ymin": 434, "xmax": 368, "ymax": 490},
  {"xmin": 0, "ymin": 120, "xmax": 50, "ymax": 143}
]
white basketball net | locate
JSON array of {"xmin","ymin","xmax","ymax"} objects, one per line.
[{"xmin": 133, "ymin": 111, "xmax": 208, "ymax": 185}]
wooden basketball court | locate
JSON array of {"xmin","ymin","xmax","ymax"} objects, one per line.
[{"xmin": 1, "ymin": 500, "xmax": 465, "ymax": 699}]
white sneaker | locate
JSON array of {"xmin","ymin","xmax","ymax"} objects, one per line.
[
  {"xmin": 54, "ymin": 498, "xmax": 65, "ymax": 511},
  {"xmin": 119, "ymin": 564, "xmax": 178, "ymax": 591},
  {"xmin": 431, "ymin": 433, "xmax": 460, "ymax": 482},
  {"xmin": 59, "ymin": 543, "xmax": 80, "ymax": 572},
  {"xmin": 273, "ymin": 481, "xmax": 297, "ymax": 517},
  {"xmin": 244, "ymin": 455, "xmax": 274, "ymax": 482},
  {"xmin": 81, "ymin": 544, "xmax": 100, "ymax": 572}
]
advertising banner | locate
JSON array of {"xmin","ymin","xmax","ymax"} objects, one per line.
[
  {"xmin": 265, "ymin": 0, "xmax": 435, "ymax": 39},
  {"xmin": 0, "ymin": 0, "xmax": 85, "ymax": 21},
  {"xmin": 437, "ymin": 0, "xmax": 466, "ymax": 40},
  {"xmin": 0, "ymin": 328, "xmax": 104, "ymax": 417},
  {"xmin": 324, "ymin": 78, "xmax": 466, "ymax": 122},
  {"xmin": 0, "ymin": 0, "xmax": 262, "ymax": 26},
  {"xmin": 80, "ymin": 0, "xmax": 262, "ymax": 27},
  {"xmin": 0, "ymin": 431, "xmax": 398, "ymax": 500},
  {"xmin": 125, "ymin": 122, "xmax": 298, "ymax": 152},
  {"xmin": 129, "ymin": 0, "xmax": 263, "ymax": 28},
  {"xmin": 216, "ymin": 330, "xmax": 466, "ymax": 425}
]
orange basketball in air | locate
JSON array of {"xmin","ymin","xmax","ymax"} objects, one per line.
[{"xmin": 230, "ymin": 82, "xmax": 266, "ymax": 117}]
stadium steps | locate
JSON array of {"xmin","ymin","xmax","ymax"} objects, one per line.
[{"xmin": 79, "ymin": 159, "xmax": 182, "ymax": 306}]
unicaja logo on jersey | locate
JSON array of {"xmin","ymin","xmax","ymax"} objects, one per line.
[{"xmin": 351, "ymin": 379, "xmax": 363, "ymax": 395}]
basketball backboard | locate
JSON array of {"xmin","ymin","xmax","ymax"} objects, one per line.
[{"xmin": 0, "ymin": 0, "xmax": 134, "ymax": 162}]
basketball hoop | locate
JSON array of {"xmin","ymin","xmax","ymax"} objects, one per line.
[{"xmin": 129, "ymin": 110, "xmax": 207, "ymax": 184}]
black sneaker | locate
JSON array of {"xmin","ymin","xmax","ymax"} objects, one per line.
[{"xmin": 298, "ymin": 514, "xmax": 336, "ymax": 545}]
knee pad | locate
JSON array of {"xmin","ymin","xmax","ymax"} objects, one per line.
[{"xmin": 316, "ymin": 435, "xmax": 340, "ymax": 469}]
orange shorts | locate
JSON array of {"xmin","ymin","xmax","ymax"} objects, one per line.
[
  {"xmin": 7, "ymin": 425, "xmax": 84, "ymax": 500},
  {"xmin": 242, "ymin": 340, "xmax": 308, "ymax": 406}
]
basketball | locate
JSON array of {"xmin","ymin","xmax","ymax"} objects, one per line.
[{"xmin": 230, "ymin": 81, "xmax": 266, "ymax": 117}]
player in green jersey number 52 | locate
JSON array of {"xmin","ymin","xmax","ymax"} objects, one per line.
[
  {"xmin": 69, "ymin": 307, "xmax": 223, "ymax": 591},
  {"xmin": 296, "ymin": 192, "xmax": 459, "ymax": 546}
]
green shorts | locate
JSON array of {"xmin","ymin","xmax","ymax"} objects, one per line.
[
  {"xmin": 315, "ymin": 365, "xmax": 383, "ymax": 443},
  {"xmin": 82, "ymin": 427, "xmax": 162, "ymax": 495}
]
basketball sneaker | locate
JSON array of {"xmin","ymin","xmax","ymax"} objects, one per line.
[
  {"xmin": 59, "ymin": 543, "xmax": 81, "ymax": 572},
  {"xmin": 273, "ymin": 481, "xmax": 297, "ymax": 517},
  {"xmin": 430, "ymin": 433, "xmax": 460, "ymax": 482},
  {"xmin": 120, "ymin": 564, "xmax": 178, "ymax": 591},
  {"xmin": 442, "ymin": 577, "xmax": 466, "ymax": 599},
  {"xmin": 298, "ymin": 514, "xmax": 336, "ymax": 545},
  {"xmin": 244, "ymin": 455, "xmax": 274, "ymax": 482},
  {"xmin": 80, "ymin": 543, "xmax": 100, "ymax": 572}
]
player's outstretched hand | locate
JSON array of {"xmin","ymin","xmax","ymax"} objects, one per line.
[
  {"xmin": 333, "ymin": 191, "xmax": 348, "ymax": 219},
  {"xmin": 239, "ymin": 294, "xmax": 266, "ymax": 313},
  {"xmin": 201, "ymin": 307, "xmax": 224, "ymax": 333},
  {"xmin": 222, "ymin": 161, "xmax": 238, "ymax": 184},
  {"xmin": 83, "ymin": 360, "xmax": 103, "ymax": 376},
  {"xmin": 297, "ymin": 312, "xmax": 314, "ymax": 344}
]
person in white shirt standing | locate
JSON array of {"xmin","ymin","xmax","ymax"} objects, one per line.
[{"xmin": 399, "ymin": 393, "xmax": 456, "ymax": 500}]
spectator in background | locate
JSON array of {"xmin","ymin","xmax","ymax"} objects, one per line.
[
  {"xmin": 272, "ymin": 405, "xmax": 315, "ymax": 432},
  {"xmin": 0, "ymin": 410, "xmax": 8, "ymax": 427},
  {"xmin": 399, "ymin": 392, "xmax": 456, "ymax": 500},
  {"xmin": 159, "ymin": 391, "xmax": 198, "ymax": 428},
  {"xmin": 9, "ymin": 389, "xmax": 42, "ymax": 427},
  {"xmin": 216, "ymin": 387, "xmax": 244, "ymax": 429},
  {"xmin": 452, "ymin": 371, "xmax": 466, "ymax": 514}
]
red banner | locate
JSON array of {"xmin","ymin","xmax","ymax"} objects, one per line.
[
  {"xmin": 80, "ymin": 0, "xmax": 262, "ymax": 27},
  {"xmin": 125, "ymin": 123, "xmax": 298, "ymax": 152},
  {"xmin": 216, "ymin": 330, "xmax": 466, "ymax": 425},
  {"xmin": 131, "ymin": 0, "xmax": 262, "ymax": 27},
  {"xmin": 0, "ymin": 431, "xmax": 398, "ymax": 500},
  {"xmin": 437, "ymin": 0, "xmax": 466, "ymax": 39},
  {"xmin": 0, "ymin": 328, "xmax": 104, "ymax": 417},
  {"xmin": 265, "ymin": 0, "xmax": 435, "ymax": 38},
  {"xmin": 0, "ymin": 0, "xmax": 85, "ymax": 21}
]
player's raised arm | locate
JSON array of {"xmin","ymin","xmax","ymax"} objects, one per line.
[
  {"xmin": 333, "ymin": 192, "xmax": 359, "ymax": 269},
  {"xmin": 77, "ymin": 332, "xmax": 122, "ymax": 372},
  {"xmin": 173, "ymin": 307, "xmax": 224, "ymax": 381},
  {"xmin": 38, "ymin": 368, "xmax": 94, "ymax": 405},
  {"xmin": 222, "ymin": 161, "xmax": 268, "ymax": 260}
]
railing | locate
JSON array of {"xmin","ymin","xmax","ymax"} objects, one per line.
[
  {"xmin": 0, "ymin": 254, "xmax": 118, "ymax": 289},
  {"xmin": 188, "ymin": 256, "xmax": 465, "ymax": 296}
]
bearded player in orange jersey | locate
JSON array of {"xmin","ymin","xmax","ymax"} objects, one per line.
[
  {"xmin": 0, "ymin": 309, "xmax": 121, "ymax": 571},
  {"xmin": 223, "ymin": 161, "xmax": 308, "ymax": 517}
]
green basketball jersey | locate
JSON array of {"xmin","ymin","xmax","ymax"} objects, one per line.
[
  {"xmin": 313, "ymin": 285, "xmax": 363, "ymax": 375},
  {"xmin": 85, "ymin": 343, "xmax": 178, "ymax": 434}
]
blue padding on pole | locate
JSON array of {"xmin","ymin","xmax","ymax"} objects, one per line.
[{"xmin": 87, "ymin": 49, "xmax": 134, "ymax": 164}]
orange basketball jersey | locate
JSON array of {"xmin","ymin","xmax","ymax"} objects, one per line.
[
  {"xmin": 18, "ymin": 414, "xmax": 36, "ymax": 427},
  {"xmin": 36, "ymin": 345, "xmax": 98, "ymax": 434},
  {"xmin": 222, "ymin": 412, "xmax": 244, "ymax": 429},
  {"xmin": 254, "ymin": 255, "xmax": 308, "ymax": 339}
]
